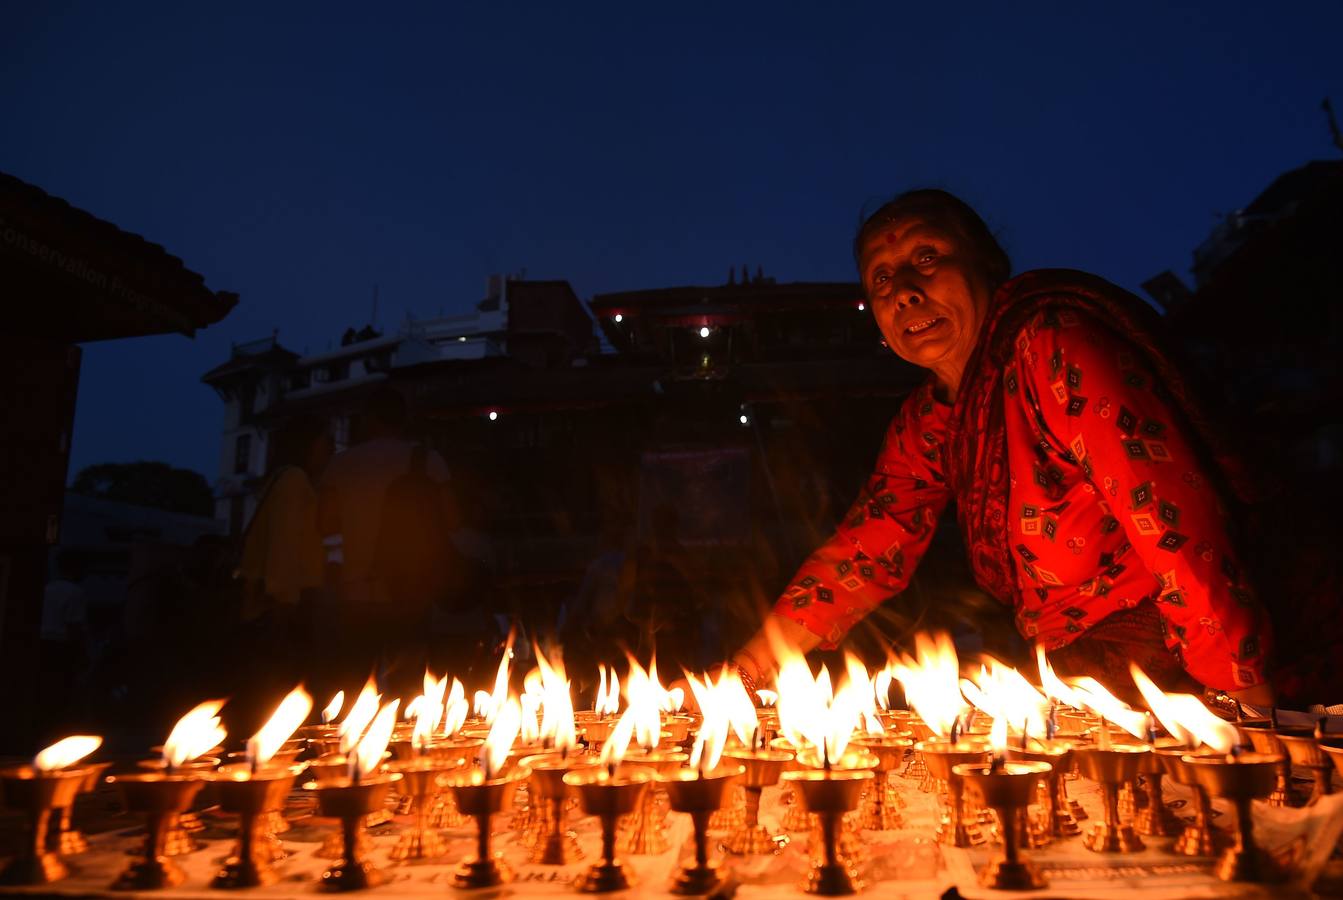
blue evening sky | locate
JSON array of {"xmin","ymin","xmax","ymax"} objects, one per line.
[{"xmin": 2, "ymin": 2, "xmax": 1340, "ymax": 481}]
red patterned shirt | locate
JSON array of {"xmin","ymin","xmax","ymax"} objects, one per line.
[{"xmin": 774, "ymin": 310, "xmax": 1270, "ymax": 691}]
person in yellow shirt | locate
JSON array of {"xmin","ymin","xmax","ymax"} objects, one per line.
[{"xmin": 236, "ymin": 413, "xmax": 332, "ymax": 729}]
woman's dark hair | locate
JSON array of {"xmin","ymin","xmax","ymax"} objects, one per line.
[
  {"xmin": 854, "ymin": 189, "xmax": 1011, "ymax": 288},
  {"xmin": 268, "ymin": 413, "xmax": 329, "ymax": 474}
]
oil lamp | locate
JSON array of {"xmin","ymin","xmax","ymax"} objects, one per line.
[
  {"xmin": 1184, "ymin": 751, "xmax": 1287, "ymax": 883},
  {"xmin": 307, "ymin": 699, "xmax": 402, "ymax": 891},
  {"xmin": 1275, "ymin": 723, "xmax": 1337, "ymax": 806},
  {"xmin": 210, "ymin": 687, "xmax": 312, "ymax": 888},
  {"xmin": 523, "ymin": 752, "xmax": 592, "ymax": 865},
  {"xmin": 916, "ymin": 737, "xmax": 990, "ymax": 847},
  {"xmin": 955, "ymin": 724, "xmax": 1053, "ymax": 891},
  {"xmin": 662, "ymin": 764, "xmax": 744, "ymax": 895},
  {"xmin": 620, "ymin": 745, "xmax": 687, "ymax": 854},
  {"xmin": 1007, "ymin": 736, "xmax": 1078, "ymax": 839},
  {"xmin": 447, "ymin": 697, "xmax": 530, "ymax": 889},
  {"xmin": 424, "ymin": 735, "xmax": 483, "ymax": 827},
  {"xmin": 1073, "ymin": 742, "xmax": 1150, "ymax": 852},
  {"xmin": 1237, "ymin": 718, "xmax": 1293, "ymax": 807},
  {"xmin": 1134, "ymin": 737, "xmax": 1185, "ymax": 837},
  {"xmin": 1159, "ymin": 747, "xmax": 1230, "ymax": 856},
  {"xmin": 851, "ymin": 733, "xmax": 911, "ymax": 830},
  {"xmin": 0, "ymin": 736, "xmax": 101, "ymax": 886},
  {"xmin": 783, "ymin": 769, "xmax": 872, "ymax": 895},
  {"xmin": 722, "ymin": 744, "xmax": 792, "ymax": 854},
  {"xmin": 565, "ymin": 711, "xmax": 652, "ymax": 893}
]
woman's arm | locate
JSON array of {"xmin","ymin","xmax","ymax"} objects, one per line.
[{"xmin": 730, "ymin": 383, "xmax": 954, "ymax": 684}]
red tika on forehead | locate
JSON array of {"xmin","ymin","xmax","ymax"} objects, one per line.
[{"xmin": 885, "ymin": 232, "xmax": 898, "ymax": 244}]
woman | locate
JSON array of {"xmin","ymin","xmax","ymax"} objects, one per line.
[{"xmin": 727, "ymin": 190, "xmax": 1274, "ymax": 705}]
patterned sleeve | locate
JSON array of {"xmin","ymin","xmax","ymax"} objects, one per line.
[
  {"xmin": 1020, "ymin": 312, "xmax": 1272, "ymax": 691},
  {"xmin": 772, "ymin": 382, "xmax": 953, "ymax": 647}
]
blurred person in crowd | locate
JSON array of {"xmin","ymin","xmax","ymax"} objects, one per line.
[
  {"xmin": 38, "ymin": 548, "xmax": 89, "ymax": 733},
  {"xmin": 319, "ymin": 386, "xmax": 458, "ymax": 697},
  {"xmin": 234, "ymin": 412, "xmax": 332, "ymax": 730}
]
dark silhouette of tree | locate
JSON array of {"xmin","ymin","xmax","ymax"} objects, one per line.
[{"xmin": 70, "ymin": 462, "xmax": 214, "ymax": 517}]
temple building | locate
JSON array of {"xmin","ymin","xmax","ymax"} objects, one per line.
[
  {"xmin": 203, "ymin": 269, "xmax": 926, "ymax": 647},
  {"xmin": 0, "ymin": 171, "xmax": 236, "ymax": 747}
]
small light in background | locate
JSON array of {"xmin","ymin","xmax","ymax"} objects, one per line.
[
  {"xmin": 488, "ymin": 411, "xmax": 498, "ymax": 421},
  {"xmin": 857, "ymin": 302, "xmax": 866, "ymax": 311},
  {"xmin": 699, "ymin": 326, "xmax": 711, "ymax": 339},
  {"xmin": 458, "ymin": 336, "xmax": 467, "ymax": 342},
  {"xmin": 739, "ymin": 414, "xmax": 749, "ymax": 426},
  {"xmin": 613, "ymin": 314, "xmax": 623, "ymax": 323}
]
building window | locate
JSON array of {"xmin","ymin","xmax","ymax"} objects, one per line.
[
  {"xmin": 234, "ymin": 433, "xmax": 252, "ymax": 475},
  {"xmin": 239, "ymin": 385, "xmax": 255, "ymax": 419}
]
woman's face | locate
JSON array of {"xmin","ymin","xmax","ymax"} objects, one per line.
[{"xmin": 860, "ymin": 215, "xmax": 994, "ymax": 383}]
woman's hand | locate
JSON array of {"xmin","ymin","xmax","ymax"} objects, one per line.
[{"xmin": 1227, "ymin": 682, "xmax": 1275, "ymax": 709}]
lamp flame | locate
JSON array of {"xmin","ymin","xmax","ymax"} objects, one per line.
[
  {"xmin": 162, "ymin": 700, "xmax": 227, "ymax": 770},
  {"xmin": 442, "ymin": 678, "xmax": 468, "ymax": 736},
  {"xmin": 1036, "ymin": 646, "xmax": 1085, "ymax": 708},
  {"xmin": 963, "ymin": 657, "xmax": 1048, "ymax": 737},
  {"xmin": 771, "ymin": 629, "xmax": 861, "ymax": 765},
  {"xmin": 322, "ymin": 691, "xmax": 344, "ymax": 725},
  {"xmin": 686, "ymin": 672, "xmax": 729, "ymax": 773},
  {"xmin": 1068, "ymin": 676, "xmax": 1149, "ymax": 740},
  {"xmin": 595, "ymin": 664, "xmax": 620, "ymax": 717},
  {"xmin": 34, "ymin": 735, "xmax": 102, "ymax": 772},
  {"xmin": 648, "ymin": 658, "xmax": 685, "ymax": 714},
  {"xmin": 338, "ymin": 678, "xmax": 380, "ymax": 754},
  {"xmin": 623, "ymin": 657, "xmax": 665, "ymax": 750},
  {"xmin": 480, "ymin": 696, "xmax": 522, "ymax": 779},
  {"xmin": 536, "ymin": 645, "xmax": 577, "ymax": 753},
  {"xmin": 874, "ymin": 669, "xmax": 893, "ymax": 711},
  {"xmin": 412, "ymin": 672, "xmax": 448, "ymax": 749},
  {"xmin": 479, "ymin": 633, "xmax": 515, "ymax": 724},
  {"xmin": 1130, "ymin": 664, "xmax": 1238, "ymax": 752},
  {"xmin": 990, "ymin": 713, "xmax": 1008, "ymax": 756},
  {"xmin": 888, "ymin": 632, "xmax": 968, "ymax": 737},
  {"xmin": 352, "ymin": 699, "xmax": 399, "ymax": 781},
  {"xmin": 249, "ymin": 686, "xmax": 311, "ymax": 768},
  {"xmin": 599, "ymin": 707, "xmax": 637, "ymax": 771}
]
